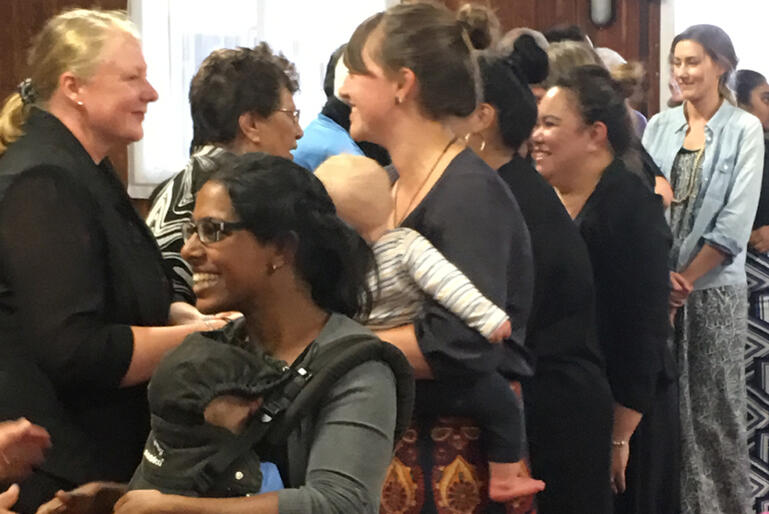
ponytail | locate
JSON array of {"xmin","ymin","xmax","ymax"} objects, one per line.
[{"xmin": 0, "ymin": 93, "xmax": 27, "ymax": 156}]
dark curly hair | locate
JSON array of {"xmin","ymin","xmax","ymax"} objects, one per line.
[
  {"xmin": 189, "ymin": 43, "xmax": 299, "ymax": 150},
  {"xmin": 210, "ymin": 153, "xmax": 374, "ymax": 319}
]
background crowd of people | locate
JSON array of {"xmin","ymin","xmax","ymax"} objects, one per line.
[{"xmin": 0, "ymin": 2, "xmax": 766, "ymax": 514}]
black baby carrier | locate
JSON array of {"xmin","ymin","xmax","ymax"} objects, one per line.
[{"xmin": 129, "ymin": 318, "xmax": 414, "ymax": 497}]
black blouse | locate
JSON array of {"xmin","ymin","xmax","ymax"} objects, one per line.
[
  {"xmin": 575, "ymin": 158, "xmax": 674, "ymax": 413},
  {"xmin": 498, "ymin": 156, "xmax": 604, "ymax": 369},
  {"xmin": 401, "ymin": 149, "xmax": 534, "ymax": 380},
  {"xmin": 0, "ymin": 109, "xmax": 172, "ymax": 507}
]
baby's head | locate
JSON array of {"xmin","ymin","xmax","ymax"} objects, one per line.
[{"xmin": 315, "ymin": 155, "xmax": 392, "ymax": 242}]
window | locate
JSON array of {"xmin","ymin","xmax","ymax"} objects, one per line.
[{"xmin": 127, "ymin": 0, "xmax": 389, "ymax": 197}]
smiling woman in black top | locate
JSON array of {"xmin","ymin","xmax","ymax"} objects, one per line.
[
  {"xmin": 456, "ymin": 36, "xmax": 614, "ymax": 514},
  {"xmin": 532, "ymin": 65, "xmax": 675, "ymax": 514},
  {"xmin": 0, "ymin": 10, "xmax": 225, "ymax": 511}
]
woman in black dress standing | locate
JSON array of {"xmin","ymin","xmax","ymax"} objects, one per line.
[
  {"xmin": 456, "ymin": 37, "xmax": 613, "ymax": 514},
  {"xmin": 532, "ymin": 65, "xmax": 676, "ymax": 514}
]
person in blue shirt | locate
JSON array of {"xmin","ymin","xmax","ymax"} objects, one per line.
[
  {"xmin": 291, "ymin": 45, "xmax": 365, "ymax": 171},
  {"xmin": 643, "ymin": 24, "xmax": 764, "ymax": 514}
]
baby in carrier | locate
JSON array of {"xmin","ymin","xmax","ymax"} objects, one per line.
[
  {"xmin": 314, "ymin": 154, "xmax": 545, "ymax": 501},
  {"xmin": 129, "ymin": 322, "xmax": 286, "ymax": 497}
]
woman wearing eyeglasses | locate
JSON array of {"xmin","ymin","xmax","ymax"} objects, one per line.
[
  {"xmin": 36, "ymin": 153, "xmax": 409, "ymax": 514},
  {"xmin": 0, "ymin": 10, "xmax": 226, "ymax": 511}
]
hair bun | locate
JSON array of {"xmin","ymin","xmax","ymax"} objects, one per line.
[
  {"xmin": 456, "ymin": 3, "xmax": 500, "ymax": 50},
  {"xmin": 504, "ymin": 34, "xmax": 549, "ymax": 84}
]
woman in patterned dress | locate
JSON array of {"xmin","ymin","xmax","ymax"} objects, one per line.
[
  {"xmin": 643, "ymin": 25, "xmax": 765, "ymax": 514},
  {"xmin": 735, "ymin": 69, "xmax": 769, "ymax": 512}
]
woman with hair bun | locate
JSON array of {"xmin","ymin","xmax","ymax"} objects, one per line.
[
  {"xmin": 456, "ymin": 38, "xmax": 614, "ymax": 514},
  {"xmin": 644, "ymin": 25, "xmax": 763, "ymax": 514},
  {"xmin": 340, "ymin": 3, "xmax": 537, "ymax": 513},
  {"xmin": 534, "ymin": 65, "xmax": 676, "ymax": 514}
]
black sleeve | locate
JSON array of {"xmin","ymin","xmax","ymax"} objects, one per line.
[
  {"xmin": 411, "ymin": 173, "xmax": 526, "ymax": 379},
  {"xmin": 604, "ymin": 190, "xmax": 671, "ymax": 412},
  {"xmin": 0, "ymin": 167, "xmax": 134, "ymax": 389},
  {"xmin": 640, "ymin": 144, "xmax": 665, "ymax": 179}
]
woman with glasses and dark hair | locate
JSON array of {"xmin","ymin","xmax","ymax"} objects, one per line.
[
  {"xmin": 643, "ymin": 25, "xmax": 764, "ymax": 514},
  {"xmin": 147, "ymin": 43, "xmax": 303, "ymax": 305},
  {"xmin": 40, "ymin": 153, "xmax": 411, "ymax": 514}
]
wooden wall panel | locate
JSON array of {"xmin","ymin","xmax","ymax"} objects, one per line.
[
  {"xmin": 444, "ymin": 0, "xmax": 662, "ymax": 116},
  {"xmin": 0, "ymin": 0, "xmax": 130, "ymax": 184}
]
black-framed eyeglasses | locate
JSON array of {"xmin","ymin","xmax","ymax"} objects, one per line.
[
  {"xmin": 276, "ymin": 108, "xmax": 300, "ymax": 123},
  {"xmin": 181, "ymin": 217, "xmax": 248, "ymax": 245}
]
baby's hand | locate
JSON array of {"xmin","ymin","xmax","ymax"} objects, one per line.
[{"xmin": 489, "ymin": 320, "xmax": 512, "ymax": 343}]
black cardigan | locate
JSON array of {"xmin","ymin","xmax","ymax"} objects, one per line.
[
  {"xmin": 0, "ymin": 109, "xmax": 172, "ymax": 510},
  {"xmin": 575, "ymin": 158, "xmax": 675, "ymax": 413},
  {"xmin": 498, "ymin": 156, "xmax": 604, "ymax": 369}
]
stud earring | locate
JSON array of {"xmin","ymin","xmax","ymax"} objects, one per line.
[{"xmin": 394, "ymin": 96, "xmax": 402, "ymax": 105}]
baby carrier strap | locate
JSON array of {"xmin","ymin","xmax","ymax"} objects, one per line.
[{"xmin": 193, "ymin": 333, "xmax": 415, "ymax": 494}]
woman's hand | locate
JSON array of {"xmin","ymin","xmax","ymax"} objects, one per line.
[
  {"xmin": 750, "ymin": 226, "xmax": 769, "ymax": 253},
  {"xmin": 35, "ymin": 482, "xmax": 126, "ymax": 514},
  {"xmin": 0, "ymin": 484, "xmax": 19, "ymax": 514},
  {"xmin": 168, "ymin": 302, "xmax": 242, "ymax": 327},
  {"xmin": 610, "ymin": 441, "xmax": 630, "ymax": 494},
  {"xmin": 113, "ymin": 490, "xmax": 174, "ymax": 514},
  {"xmin": 669, "ymin": 272, "xmax": 693, "ymax": 308},
  {"xmin": 0, "ymin": 418, "xmax": 51, "ymax": 482}
]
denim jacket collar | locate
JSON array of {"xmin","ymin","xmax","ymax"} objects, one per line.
[{"xmin": 673, "ymin": 100, "xmax": 736, "ymax": 137}]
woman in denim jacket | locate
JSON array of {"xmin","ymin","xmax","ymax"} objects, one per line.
[{"xmin": 643, "ymin": 24, "xmax": 764, "ymax": 514}]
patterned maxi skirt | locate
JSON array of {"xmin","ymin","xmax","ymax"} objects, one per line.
[
  {"xmin": 379, "ymin": 383, "xmax": 537, "ymax": 514},
  {"xmin": 746, "ymin": 249, "xmax": 769, "ymax": 513},
  {"xmin": 675, "ymin": 284, "xmax": 752, "ymax": 514}
]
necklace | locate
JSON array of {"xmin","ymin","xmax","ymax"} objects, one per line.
[
  {"xmin": 671, "ymin": 143, "xmax": 706, "ymax": 205},
  {"xmin": 392, "ymin": 137, "xmax": 457, "ymax": 227}
]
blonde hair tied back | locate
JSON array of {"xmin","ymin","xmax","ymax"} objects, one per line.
[{"xmin": 0, "ymin": 8, "xmax": 138, "ymax": 155}]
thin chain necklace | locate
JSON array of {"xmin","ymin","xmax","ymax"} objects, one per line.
[
  {"xmin": 671, "ymin": 143, "xmax": 706, "ymax": 205},
  {"xmin": 392, "ymin": 137, "xmax": 457, "ymax": 227}
]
